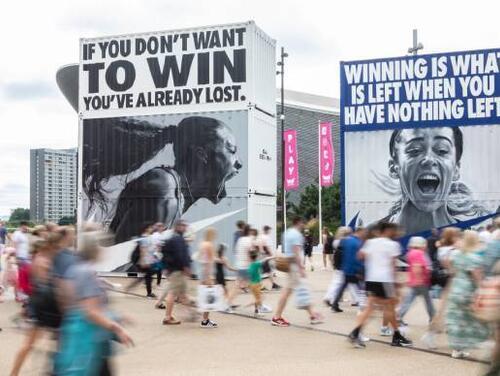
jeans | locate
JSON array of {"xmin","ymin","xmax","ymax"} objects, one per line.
[
  {"xmin": 332, "ymin": 274, "xmax": 364, "ymax": 308},
  {"xmin": 399, "ymin": 286, "xmax": 435, "ymax": 321}
]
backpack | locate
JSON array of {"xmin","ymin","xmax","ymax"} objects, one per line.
[{"xmin": 130, "ymin": 242, "xmax": 141, "ymax": 265}]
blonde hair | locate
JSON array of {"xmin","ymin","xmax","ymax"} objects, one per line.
[
  {"xmin": 204, "ymin": 227, "xmax": 217, "ymax": 242},
  {"xmin": 460, "ymin": 230, "xmax": 482, "ymax": 253}
]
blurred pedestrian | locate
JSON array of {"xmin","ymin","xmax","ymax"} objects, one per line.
[
  {"xmin": 151, "ymin": 222, "xmax": 166, "ymax": 286},
  {"xmin": 198, "ymin": 227, "xmax": 218, "ymax": 328},
  {"xmin": 397, "ymin": 237, "xmax": 435, "ymax": 324},
  {"xmin": 214, "ymin": 244, "xmax": 236, "ymax": 299},
  {"xmin": 161, "ymin": 220, "xmax": 194, "ymax": 325},
  {"xmin": 258, "ymin": 225, "xmax": 281, "ymax": 290},
  {"xmin": 54, "ymin": 229, "xmax": 133, "ymax": 375},
  {"xmin": 348, "ymin": 222, "xmax": 412, "ymax": 348},
  {"xmin": 446, "ymin": 230, "xmax": 490, "ymax": 359},
  {"xmin": 12, "ymin": 221, "xmax": 30, "ymax": 302},
  {"xmin": 126, "ymin": 224, "xmax": 157, "ymax": 298},
  {"xmin": 303, "ymin": 229, "xmax": 314, "ymax": 272},
  {"xmin": 323, "ymin": 226, "xmax": 351, "ymax": 307},
  {"xmin": 322, "ymin": 227, "xmax": 334, "ymax": 270},
  {"xmin": 248, "ymin": 250, "xmax": 274, "ymax": 316},
  {"xmin": 271, "ymin": 217, "xmax": 323, "ymax": 327}
]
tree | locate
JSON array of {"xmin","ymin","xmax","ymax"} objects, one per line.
[
  {"xmin": 290, "ymin": 183, "xmax": 342, "ymax": 242},
  {"xmin": 58, "ymin": 216, "xmax": 76, "ymax": 226}
]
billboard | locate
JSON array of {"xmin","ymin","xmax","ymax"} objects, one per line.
[
  {"xmin": 78, "ymin": 22, "xmax": 276, "ymax": 271},
  {"xmin": 340, "ymin": 49, "xmax": 500, "ymax": 236}
]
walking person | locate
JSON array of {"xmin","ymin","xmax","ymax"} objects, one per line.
[
  {"xmin": 397, "ymin": 237, "xmax": 435, "ymax": 325},
  {"xmin": 331, "ymin": 227, "xmax": 366, "ymax": 313},
  {"xmin": 54, "ymin": 229, "xmax": 133, "ymax": 375},
  {"xmin": 248, "ymin": 250, "xmax": 274, "ymax": 316},
  {"xmin": 322, "ymin": 227, "xmax": 334, "ymax": 270},
  {"xmin": 258, "ymin": 225, "xmax": 281, "ymax": 290},
  {"xmin": 323, "ymin": 226, "xmax": 351, "ymax": 307},
  {"xmin": 303, "ymin": 229, "xmax": 314, "ymax": 272},
  {"xmin": 271, "ymin": 217, "xmax": 323, "ymax": 327},
  {"xmin": 214, "ymin": 244, "xmax": 236, "ymax": 299},
  {"xmin": 198, "ymin": 227, "xmax": 218, "ymax": 328},
  {"xmin": 446, "ymin": 230, "xmax": 490, "ymax": 359},
  {"xmin": 12, "ymin": 221, "xmax": 30, "ymax": 302},
  {"xmin": 162, "ymin": 220, "xmax": 195, "ymax": 325},
  {"xmin": 126, "ymin": 224, "xmax": 156, "ymax": 298},
  {"xmin": 226, "ymin": 224, "xmax": 254, "ymax": 311},
  {"xmin": 151, "ymin": 222, "xmax": 167, "ymax": 286},
  {"xmin": 348, "ymin": 222, "xmax": 413, "ymax": 348}
]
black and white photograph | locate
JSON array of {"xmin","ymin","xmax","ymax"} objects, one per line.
[{"xmin": 345, "ymin": 124, "xmax": 500, "ymax": 233}]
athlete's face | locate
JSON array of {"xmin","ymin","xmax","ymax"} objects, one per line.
[
  {"xmin": 208, "ymin": 125, "xmax": 242, "ymax": 202},
  {"xmin": 390, "ymin": 127, "xmax": 460, "ymax": 212}
]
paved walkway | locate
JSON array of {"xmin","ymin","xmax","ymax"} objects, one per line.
[{"xmin": 0, "ymin": 256, "xmax": 492, "ymax": 375}]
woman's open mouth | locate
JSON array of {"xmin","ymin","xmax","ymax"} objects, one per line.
[{"xmin": 416, "ymin": 173, "xmax": 440, "ymax": 194}]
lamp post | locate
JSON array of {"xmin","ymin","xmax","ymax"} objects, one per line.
[{"xmin": 277, "ymin": 47, "xmax": 288, "ymax": 239}]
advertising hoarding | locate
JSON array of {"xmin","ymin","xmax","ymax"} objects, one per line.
[
  {"xmin": 78, "ymin": 21, "xmax": 276, "ymax": 271},
  {"xmin": 340, "ymin": 49, "xmax": 500, "ymax": 237}
]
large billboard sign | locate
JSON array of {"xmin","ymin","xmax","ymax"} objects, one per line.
[
  {"xmin": 340, "ymin": 49, "xmax": 500, "ymax": 236},
  {"xmin": 78, "ymin": 22, "xmax": 276, "ymax": 271}
]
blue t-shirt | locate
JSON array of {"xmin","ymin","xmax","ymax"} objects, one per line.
[
  {"xmin": 282, "ymin": 228, "xmax": 304, "ymax": 257},
  {"xmin": 340, "ymin": 235, "xmax": 363, "ymax": 276},
  {"xmin": 0, "ymin": 226, "xmax": 6, "ymax": 244}
]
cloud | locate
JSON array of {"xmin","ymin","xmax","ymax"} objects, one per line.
[{"xmin": 1, "ymin": 81, "xmax": 58, "ymax": 101}]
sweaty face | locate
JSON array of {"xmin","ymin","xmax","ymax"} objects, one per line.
[
  {"xmin": 207, "ymin": 125, "xmax": 242, "ymax": 202},
  {"xmin": 390, "ymin": 127, "xmax": 459, "ymax": 212}
]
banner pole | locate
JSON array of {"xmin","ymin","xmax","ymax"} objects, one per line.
[{"xmin": 318, "ymin": 120, "xmax": 323, "ymax": 247}]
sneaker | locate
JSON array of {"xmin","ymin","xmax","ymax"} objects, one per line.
[
  {"xmin": 351, "ymin": 302, "xmax": 359, "ymax": 307},
  {"xmin": 271, "ymin": 317, "xmax": 290, "ymax": 327},
  {"xmin": 310, "ymin": 314, "xmax": 324, "ymax": 325},
  {"xmin": 323, "ymin": 299, "xmax": 333, "ymax": 308},
  {"xmin": 348, "ymin": 332, "xmax": 366, "ymax": 349},
  {"xmin": 200, "ymin": 319, "xmax": 218, "ymax": 328},
  {"xmin": 155, "ymin": 303, "xmax": 166, "ymax": 310},
  {"xmin": 147, "ymin": 293, "xmax": 157, "ymax": 299},
  {"xmin": 271, "ymin": 283, "xmax": 282, "ymax": 291},
  {"xmin": 451, "ymin": 350, "xmax": 470, "ymax": 359},
  {"xmin": 391, "ymin": 332, "xmax": 413, "ymax": 347},
  {"xmin": 258, "ymin": 304, "xmax": 273, "ymax": 314},
  {"xmin": 331, "ymin": 305, "xmax": 343, "ymax": 313},
  {"xmin": 260, "ymin": 286, "xmax": 269, "ymax": 292},
  {"xmin": 421, "ymin": 331, "xmax": 437, "ymax": 350},
  {"xmin": 380, "ymin": 326, "xmax": 393, "ymax": 336},
  {"xmin": 359, "ymin": 333, "xmax": 370, "ymax": 342},
  {"xmin": 398, "ymin": 319, "xmax": 408, "ymax": 327},
  {"xmin": 223, "ymin": 307, "xmax": 235, "ymax": 314}
]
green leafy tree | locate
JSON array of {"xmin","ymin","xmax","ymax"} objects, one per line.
[
  {"xmin": 58, "ymin": 216, "xmax": 76, "ymax": 226},
  {"xmin": 9, "ymin": 208, "xmax": 30, "ymax": 223}
]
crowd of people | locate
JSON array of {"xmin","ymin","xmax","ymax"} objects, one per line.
[{"xmin": 0, "ymin": 217, "xmax": 499, "ymax": 375}]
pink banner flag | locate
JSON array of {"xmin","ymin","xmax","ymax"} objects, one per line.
[
  {"xmin": 284, "ymin": 129, "xmax": 299, "ymax": 190},
  {"xmin": 319, "ymin": 122, "xmax": 334, "ymax": 187}
]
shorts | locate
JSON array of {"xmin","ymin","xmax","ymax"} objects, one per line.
[
  {"xmin": 249, "ymin": 283, "xmax": 262, "ymax": 306},
  {"xmin": 237, "ymin": 269, "xmax": 249, "ymax": 281},
  {"xmin": 304, "ymin": 249, "xmax": 313, "ymax": 257},
  {"xmin": 286, "ymin": 263, "xmax": 301, "ymax": 289},
  {"xmin": 365, "ymin": 281, "xmax": 396, "ymax": 299},
  {"xmin": 168, "ymin": 271, "xmax": 188, "ymax": 296},
  {"xmin": 262, "ymin": 260, "xmax": 272, "ymax": 274}
]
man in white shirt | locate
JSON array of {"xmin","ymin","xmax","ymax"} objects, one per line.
[
  {"xmin": 348, "ymin": 222, "xmax": 413, "ymax": 348},
  {"xmin": 12, "ymin": 221, "xmax": 29, "ymax": 261}
]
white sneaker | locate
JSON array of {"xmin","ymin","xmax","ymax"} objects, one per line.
[
  {"xmin": 380, "ymin": 326, "xmax": 393, "ymax": 336},
  {"xmin": 200, "ymin": 319, "xmax": 218, "ymax": 328},
  {"xmin": 258, "ymin": 304, "xmax": 273, "ymax": 314},
  {"xmin": 359, "ymin": 333, "xmax": 370, "ymax": 342},
  {"xmin": 451, "ymin": 350, "xmax": 470, "ymax": 359},
  {"xmin": 223, "ymin": 306, "xmax": 234, "ymax": 314},
  {"xmin": 421, "ymin": 331, "xmax": 437, "ymax": 350}
]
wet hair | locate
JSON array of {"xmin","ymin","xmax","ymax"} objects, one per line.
[
  {"xmin": 83, "ymin": 116, "xmax": 227, "ymax": 211},
  {"xmin": 389, "ymin": 126, "xmax": 463, "ymax": 163}
]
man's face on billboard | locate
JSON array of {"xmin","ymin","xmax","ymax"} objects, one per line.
[
  {"xmin": 207, "ymin": 124, "xmax": 242, "ymax": 202},
  {"xmin": 389, "ymin": 127, "xmax": 460, "ymax": 212}
]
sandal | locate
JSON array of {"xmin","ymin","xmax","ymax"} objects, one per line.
[
  {"xmin": 155, "ymin": 303, "xmax": 166, "ymax": 309},
  {"xmin": 162, "ymin": 317, "xmax": 181, "ymax": 325}
]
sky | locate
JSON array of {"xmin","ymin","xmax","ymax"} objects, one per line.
[{"xmin": 0, "ymin": 0, "xmax": 499, "ymax": 217}]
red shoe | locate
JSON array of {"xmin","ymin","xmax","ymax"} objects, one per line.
[{"xmin": 271, "ymin": 317, "xmax": 290, "ymax": 327}]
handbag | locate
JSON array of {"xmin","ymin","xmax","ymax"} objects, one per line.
[
  {"xmin": 472, "ymin": 275, "xmax": 500, "ymax": 322},
  {"xmin": 275, "ymin": 257, "xmax": 291, "ymax": 273},
  {"xmin": 197, "ymin": 284, "xmax": 225, "ymax": 312}
]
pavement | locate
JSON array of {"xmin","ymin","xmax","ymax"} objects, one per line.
[{"xmin": 0, "ymin": 255, "xmax": 493, "ymax": 375}]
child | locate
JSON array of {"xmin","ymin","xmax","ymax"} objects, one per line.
[
  {"xmin": 214, "ymin": 244, "xmax": 236, "ymax": 299},
  {"xmin": 248, "ymin": 250, "xmax": 274, "ymax": 316}
]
